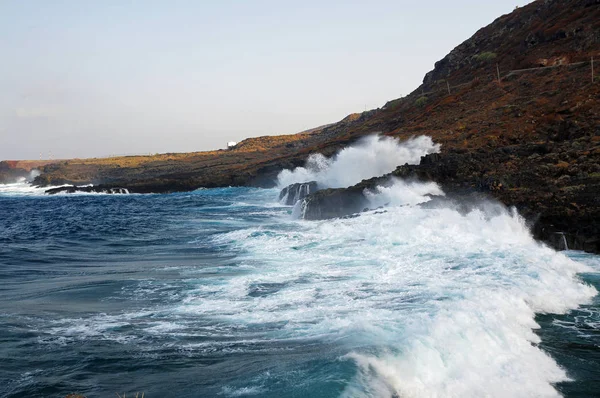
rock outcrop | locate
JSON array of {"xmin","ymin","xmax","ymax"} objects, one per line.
[
  {"xmin": 299, "ymin": 146, "xmax": 600, "ymax": 253},
  {"xmin": 45, "ymin": 185, "xmax": 130, "ymax": 195},
  {"xmin": 278, "ymin": 181, "xmax": 319, "ymax": 205},
  {"xmin": 300, "ymin": 187, "xmax": 368, "ymax": 220}
]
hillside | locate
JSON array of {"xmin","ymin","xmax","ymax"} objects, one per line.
[
  {"xmin": 11, "ymin": 123, "xmax": 345, "ymax": 191},
  {"xmin": 295, "ymin": 0, "xmax": 600, "ymax": 252},
  {"xmin": 4, "ymin": 0, "xmax": 600, "ymax": 250}
]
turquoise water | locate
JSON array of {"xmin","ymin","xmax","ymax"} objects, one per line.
[{"xmin": 0, "ymin": 184, "xmax": 598, "ymax": 397}]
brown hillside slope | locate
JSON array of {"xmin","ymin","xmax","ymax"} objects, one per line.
[
  {"xmin": 27, "ymin": 111, "xmax": 373, "ymax": 191},
  {"xmin": 253, "ymin": 0, "xmax": 600, "ymax": 252},
  {"xmin": 25, "ymin": 127, "xmax": 317, "ymax": 190}
]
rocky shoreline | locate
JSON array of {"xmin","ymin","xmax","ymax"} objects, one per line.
[
  {"xmin": 284, "ymin": 147, "xmax": 600, "ymax": 254},
  {"xmin": 2, "ymin": 0, "xmax": 598, "ymax": 253},
  {"xmin": 44, "ymin": 185, "xmax": 130, "ymax": 195}
]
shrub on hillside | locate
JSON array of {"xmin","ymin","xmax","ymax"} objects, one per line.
[
  {"xmin": 415, "ymin": 96, "xmax": 428, "ymax": 107},
  {"xmin": 474, "ymin": 52, "xmax": 497, "ymax": 62}
]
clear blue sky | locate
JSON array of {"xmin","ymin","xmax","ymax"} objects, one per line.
[{"xmin": 0, "ymin": 0, "xmax": 531, "ymax": 160}]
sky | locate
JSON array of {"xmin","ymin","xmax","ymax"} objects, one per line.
[{"xmin": 0, "ymin": 0, "xmax": 531, "ymax": 160}]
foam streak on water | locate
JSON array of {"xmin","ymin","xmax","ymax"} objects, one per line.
[{"xmin": 0, "ymin": 183, "xmax": 598, "ymax": 397}]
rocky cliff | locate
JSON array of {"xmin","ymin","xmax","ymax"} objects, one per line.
[
  {"xmin": 297, "ymin": 0, "xmax": 600, "ymax": 252},
  {"xmin": 289, "ymin": 0, "xmax": 600, "ymax": 253}
]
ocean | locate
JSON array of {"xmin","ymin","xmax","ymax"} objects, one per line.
[{"xmin": 0, "ymin": 181, "xmax": 598, "ymax": 398}]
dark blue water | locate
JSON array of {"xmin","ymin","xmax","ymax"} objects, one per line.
[
  {"xmin": 0, "ymin": 188, "xmax": 306, "ymax": 397},
  {"xmin": 1, "ymin": 186, "xmax": 599, "ymax": 397},
  {"xmin": 536, "ymin": 252, "xmax": 600, "ymax": 398}
]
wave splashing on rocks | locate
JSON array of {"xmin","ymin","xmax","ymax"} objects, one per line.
[{"xmin": 276, "ymin": 135, "xmax": 440, "ymax": 189}]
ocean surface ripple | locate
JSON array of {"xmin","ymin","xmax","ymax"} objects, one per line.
[{"xmin": 0, "ymin": 184, "xmax": 599, "ymax": 397}]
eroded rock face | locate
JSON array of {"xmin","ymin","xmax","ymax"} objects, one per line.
[{"xmin": 278, "ymin": 181, "xmax": 319, "ymax": 205}]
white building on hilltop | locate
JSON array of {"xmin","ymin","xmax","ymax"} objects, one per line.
[{"xmin": 227, "ymin": 141, "xmax": 237, "ymax": 149}]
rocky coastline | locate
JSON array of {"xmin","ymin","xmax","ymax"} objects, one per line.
[
  {"xmin": 285, "ymin": 148, "xmax": 600, "ymax": 254},
  {"xmin": 44, "ymin": 185, "xmax": 130, "ymax": 195},
  {"xmin": 2, "ymin": 0, "xmax": 599, "ymax": 253}
]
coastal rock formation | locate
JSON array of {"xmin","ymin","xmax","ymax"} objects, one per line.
[
  {"xmin": 278, "ymin": 181, "xmax": 319, "ymax": 205},
  {"xmin": 299, "ymin": 146, "xmax": 600, "ymax": 253},
  {"xmin": 45, "ymin": 185, "xmax": 129, "ymax": 195},
  {"xmin": 0, "ymin": 161, "xmax": 56, "ymax": 184},
  {"xmin": 300, "ymin": 187, "xmax": 368, "ymax": 220}
]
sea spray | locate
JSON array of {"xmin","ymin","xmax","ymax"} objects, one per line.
[
  {"xmin": 208, "ymin": 193, "xmax": 596, "ymax": 397},
  {"xmin": 27, "ymin": 169, "xmax": 41, "ymax": 182},
  {"xmin": 364, "ymin": 178, "xmax": 445, "ymax": 207},
  {"xmin": 276, "ymin": 135, "xmax": 440, "ymax": 189},
  {"xmin": 291, "ymin": 176, "xmax": 446, "ymax": 221},
  {"xmin": 0, "ymin": 181, "xmax": 61, "ymax": 196}
]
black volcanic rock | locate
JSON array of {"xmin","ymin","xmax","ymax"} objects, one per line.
[
  {"xmin": 45, "ymin": 185, "xmax": 130, "ymax": 195},
  {"xmin": 279, "ymin": 181, "xmax": 319, "ymax": 205},
  {"xmin": 300, "ymin": 187, "xmax": 368, "ymax": 220},
  {"xmin": 298, "ymin": 148, "xmax": 600, "ymax": 254}
]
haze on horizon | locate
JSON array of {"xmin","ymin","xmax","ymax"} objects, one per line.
[{"xmin": 0, "ymin": 0, "xmax": 531, "ymax": 160}]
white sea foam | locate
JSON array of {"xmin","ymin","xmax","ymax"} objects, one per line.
[
  {"xmin": 0, "ymin": 181, "xmax": 133, "ymax": 196},
  {"xmin": 40, "ymin": 312, "xmax": 149, "ymax": 345},
  {"xmin": 276, "ymin": 135, "xmax": 440, "ymax": 189},
  {"xmin": 0, "ymin": 181, "xmax": 60, "ymax": 196},
  {"xmin": 14, "ymin": 171, "xmax": 595, "ymax": 396},
  {"xmin": 364, "ymin": 177, "xmax": 445, "ymax": 207},
  {"xmin": 221, "ymin": 385, "xmax": 267, "ymax": 397},
  {"xmin": 201, "ymin": 193, "xmax": 596, "ymax": 397}
]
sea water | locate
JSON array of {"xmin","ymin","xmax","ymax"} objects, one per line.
[{"xmin": 0, "ymin": 183, "xmax": 599, "ymax": 397}]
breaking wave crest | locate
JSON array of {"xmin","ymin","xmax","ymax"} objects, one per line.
[
  {"xmin": 269, "ymin": 135, "xmax": 596, "ymax": 395},
  {"xmin": 364, "ymin": 178, "xmax": 445, "ymax": 207},
  {"xmin": 276, "ymin": 135, "xmax": 440, "ymax": 189},
  {"xmin": 210, "ymin": 191, "xmax": 595, "ymax": 397},
  {"xmin": 2, "ymin": 185, "xmax": 597, "ymax": 397},
  {"xmin": 0, "ymin": 181, "xmax": 55, "ymax": 196}
]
